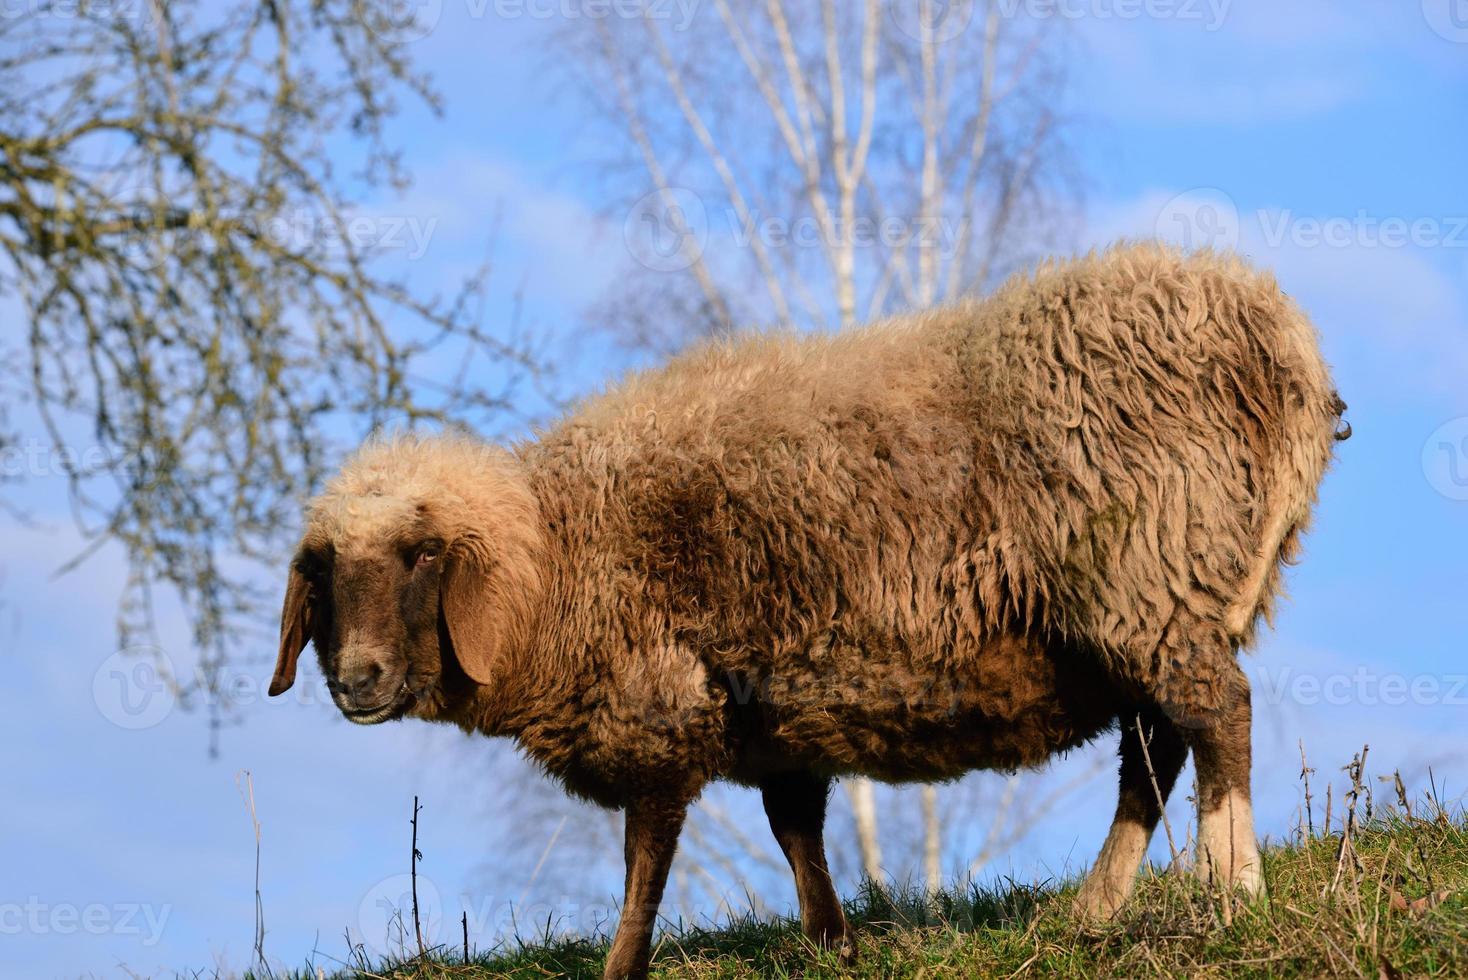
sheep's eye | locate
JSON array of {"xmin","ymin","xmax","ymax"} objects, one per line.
[{"xmin": 414, "ymin": 545, "xmax": 441, "ymax": 568}]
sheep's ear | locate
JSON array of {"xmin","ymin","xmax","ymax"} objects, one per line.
[
  {"xmin": 269, "ymin": 566, "xmax": 313, "ymax": 696},
  {"xmin": 440, "ymin": 554, "xmax": 498, "ymax": 686}
]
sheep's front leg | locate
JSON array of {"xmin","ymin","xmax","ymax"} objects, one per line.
[
  {"xmin": 603, "ymin": 795, "xmax": 687, "ymax": 980},
  {"xmin": 760, "ymin": 771, "xmax": 853, "ymax": 959},
  {"xmin": 1075, "ymin": 708, "xmax": 1188, "ymax": 920},
  {"xmin": 1186, "ymin": 664, "xmax": 1264, "ymax": 898}
]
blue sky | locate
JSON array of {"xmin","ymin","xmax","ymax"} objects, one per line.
[{"xmin": 3, "ymin": 3, "xmax": 1467, "ymax": 976}]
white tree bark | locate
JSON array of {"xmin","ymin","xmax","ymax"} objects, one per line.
[
  {"xmin": 922, "ymin": 784, "xmax": 942, "ymax": 896},
  {"xmin": 844, "ymin": 777, "xmax": 885, "ymax": 884}
]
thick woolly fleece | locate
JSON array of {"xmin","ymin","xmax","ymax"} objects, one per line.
[{"xmin": 300, "ymin": 242, "xmax": 1343, "ymax": 807}]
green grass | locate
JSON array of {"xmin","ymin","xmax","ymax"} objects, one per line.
[{"xmin": 261, "ymin": 806, "xmax": 1468, "ymax": 979}]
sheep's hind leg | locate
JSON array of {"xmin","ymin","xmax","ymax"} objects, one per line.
[
  {"xmin": 1075, "ymin": 708, "xmax": 1188, "ymax": 921},
  {"xmin": 1184, "ymin": 661, "xmax": 1264, "ymax": 899},
  {"xmin": 760, "ymin": 771, "xmax": 854, "ymax": 961},
  {"xmin": 603, "ymin": 794, "xmax": 688, "ymax": 980}
]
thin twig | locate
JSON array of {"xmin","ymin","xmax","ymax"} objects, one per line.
[
  {"xmin": 411, "ymin": 795, "xmax": 424, "ymax": 958},
  {"xmin": 1328, "ymin": 746, "xmax": 1369, "ymax": 896},
  {"xmin": 236, "ymin": 770, "xmax": 265, "ymax": 969},
  {"xmin": 1136, "ymin": 714, "xmax": 1181, "ymax": 864},
  {"xmin": 1300, "ymin": 740, "xmax": 1316, "ymax": 838},
  {"xmin": 516, "ymin": 813, "xmax": 569, "ymax": 912}
]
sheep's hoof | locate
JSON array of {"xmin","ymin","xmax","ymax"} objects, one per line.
[
  {"xmin": 1199, "ymin": 861, "xmax": 1265, "ymax": 903},
  {"xmin": 1235, "ymin": 862, "xmax": 1265, "ymax": 900},
  {"xmin": 828, "ymin": 931, "xmax": 857, "ymax": 966},
  {"xmin": 1072, "ymin": 880, "xmax": 1128, "ymax": 926},
  {"xmin": 807, "ymin": 924, "xmax": 856, "ymax": 965},
  {"xmin": 1196, "ymin": 841, "xmax": 1266, "ymax": 903},
  {"xmin": 810, "ymin": 927, "xmax": 857, "ymax": 962}
]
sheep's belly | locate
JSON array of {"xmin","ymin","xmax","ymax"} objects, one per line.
[{"xmin": 725, "ymin": 634, "xmax": 1123, "ymax": 784}]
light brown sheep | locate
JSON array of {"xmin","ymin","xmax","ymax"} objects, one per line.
[{"xmin": 268, "ymin": 242, "xmax": 1346, "ymax": 979}]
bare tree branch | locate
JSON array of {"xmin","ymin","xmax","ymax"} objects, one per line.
[{"xmin": 0, "ymin": 0, "xmax": 546, "ymax": 730}]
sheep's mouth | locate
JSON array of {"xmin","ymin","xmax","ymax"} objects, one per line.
[
  {"xmin": 338, "ymin": 681, "xmax": 417, "ymax": 726},
  {"xmin": 341, "ymin": 699, "xmax": 408, "ymax": 725}
]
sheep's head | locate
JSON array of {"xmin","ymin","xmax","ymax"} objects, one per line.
[{"xmin": 266, "ymin": 434, "xmax": 543, "ymax": 725}]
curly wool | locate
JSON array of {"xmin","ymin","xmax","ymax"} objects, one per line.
[{"xmin": 321, "ymin": 241, "xmax": 1343, "ymax": 803}]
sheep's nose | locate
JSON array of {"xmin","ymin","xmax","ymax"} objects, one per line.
[{"xmin": 333, "ymin": 662, "xmax": 384, "ymax": 706}]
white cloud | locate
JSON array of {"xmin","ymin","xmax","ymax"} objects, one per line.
[{"xmin": 370, "ymin": 155, "xmax": 622, "ymax": 309}]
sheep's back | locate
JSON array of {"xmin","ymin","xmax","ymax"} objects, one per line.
[{"xmin": 528, "ymin": 243, "xmax": 1340, "ymax": 747}]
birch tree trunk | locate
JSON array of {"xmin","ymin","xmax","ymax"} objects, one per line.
[
  {"xmin": 844, "ymin": 778, "xmax": 885, "ymax": 885},
  {"xmin": 922, "ymin": 784, "xmax": 942, "ymax": 896}
]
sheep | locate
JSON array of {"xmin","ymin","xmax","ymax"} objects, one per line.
[{"xmin": 268, "ymin": 242, "xmax": 1347, "ymax": 980}]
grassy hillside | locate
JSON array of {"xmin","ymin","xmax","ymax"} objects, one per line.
[{"xmin": 264, "ymin": 801, "xmax": 1468, "ymax": 979}]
